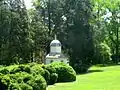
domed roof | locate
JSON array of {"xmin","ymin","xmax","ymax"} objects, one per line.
[
  {"xmin": 50, "ymin": 35, "xmax": 61, "ymax": 46},
  {"xmin": 50, "ymin": 39, "xmax": 61, "ymax": 46}
]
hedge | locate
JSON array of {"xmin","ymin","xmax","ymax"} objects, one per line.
[
  {"xmin": 0, "ymin": 62, "xmax": 76, "ymax": 89},
  {"xmin": 42, "ymin": 65, "xmax": 58, "ymax": 85},
  {"xmin": 0, "ymin": 72, "xmax": 47, "ymax": 90},
  {"xmin": 48, "ymin": 62, "xmax": 76, "ymax": 82}
]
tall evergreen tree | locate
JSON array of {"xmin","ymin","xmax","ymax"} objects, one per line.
[{"xmin": 0, "ymin": 0, "xmax": 31, "ymax": 65}]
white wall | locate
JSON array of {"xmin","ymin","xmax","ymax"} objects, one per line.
[
  {"xmin": 50, "ymin": 46, "xmax": 61, "ymax": 53},
  {"xmin": 45, "ymin": 58, "xmax": 68, "ymax": 64}
]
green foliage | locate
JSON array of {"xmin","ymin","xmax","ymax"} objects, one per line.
[
  {"xmin": 10, "ymin": 65, "xmax": 31, "ymax": 74},
  {"xmin": 0, "ymin": 0, "xmax": 32, "ymax": 65},
  {"xmin": 49, "ymin": 62, "xmax": 76, "ymax": 82},
  {"xmin": 28, "ymin": 8, "xmax": 51, "ymax": 63},
  {"xmin": 0, "ymin": 72, "xmax": 47, "ymax": 90},
  {"xmin": 44, "ymin": 65, "xmax": 56, "ymax": 74},
  {"xmin": 42, "ymin": 65, "xmax": 57, "ymax": 85},
  {"xmin": 0, "ymin": 63, "xmax": 48, "ymax": 90},
  {"xmin": 8, "ymin": 83, "xmax": 20, "ymax": 90},
  {"xmin": 0, "ymin": 68, "xmax": 9, "ymax": 74},
  {"xmin": 9, "ymin": 64, "xmax": 50, "ymax": 86},
  {"xmin": 0, "ymin": 62, "xmax": 76, "ymax": 89},
  {"xmin": 0, "ymin": 74, "xmax": 11, "ymax": 89},
  {"xmin": 27, "ymin": 75, "xmax": 47, "ymax": 90},
  {"xmin": 20, "ymin": 83, "xmax": 33, "ymax": 90},
  {"xmin": 31, "ymin": 64, "xmax": 45, "ymax": 76},
  {"xmin": 42, "ymin": 69, "xmax": 50, "ymax": 84},
  {"xmin": 27, "ymin": 63, "xmax": 37, "ymax": 67},
  {"xmin": 98, "ymin": 42, "xmax": 112, "ymax": 64},
  {"xmin": 91, "ymin": 0, "xmax": 120, "ymax": 65},
  {"xmin": 49, "ymin": 73, "xmax": 58, "ymax": 85},
  {"xmin": 99, "ymin": 43, "xmax": 111, "ymax": 56},
  {"xmin": 33, "ymin": 0, "xmax": 94, "ymax": 69},
  {"xmin": 73, "ymin": 63, "xmax": 90, "ymax": 74}
]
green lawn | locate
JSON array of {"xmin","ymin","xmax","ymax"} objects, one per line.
[{"xmin": 48, "ymin": 65, "xmax": 120, "ymax": 90}]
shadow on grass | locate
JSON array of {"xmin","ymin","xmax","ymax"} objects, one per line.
[
  {"xmin": 88, "ymin": 69, "xmax": 103, "ymax": 73},
  {"xmin": 77, "ymin": 69, "xmax": 104, "ymax": 75},
  {"xmin": 95, "ymin": 63, "xmax": 120, "ymax": 67}
]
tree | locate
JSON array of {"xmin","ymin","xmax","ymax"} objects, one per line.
[
  {"xmin": 106, "ymin": 1, "xmax": 120, "ymax": 63},
  {"xmin": 98, "ymin": 42, "xmax": 112, "ymax": 65},
  {"xmin": 91, "ymin": 0, "xmax": 120, "ymax": 64},
  {"xmin": 0, "ymin": 0, "xmax": 31, "ymax": 65},
  {"xmin": 28, "ymin": 8, "xmax": 51, "ymax": 63}
]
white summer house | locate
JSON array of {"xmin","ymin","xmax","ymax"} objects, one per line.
[{"xmin": 45, "ymin": 35, "xmax": 68, "ymax": 64}]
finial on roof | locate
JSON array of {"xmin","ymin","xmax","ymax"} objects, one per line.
[{"xmin": 55, "ymin": 34, "xmax": 57, "ymax": 40}]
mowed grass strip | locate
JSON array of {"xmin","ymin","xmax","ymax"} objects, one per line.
[{"xmin": 48, "ymin": 65, "xmax": 120, "ymax": 90}]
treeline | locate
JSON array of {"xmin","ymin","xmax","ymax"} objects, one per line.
[
  {"xmin": 91, "ymin": 0, "xmax": 120, "ymax": 64},
  {"xmin": 0, "ymin": 0, "xmax": 50, "ymax": 65},
  {"xmin": 0, "ymin": 0, "xmax": 120, "ymax": 72}
]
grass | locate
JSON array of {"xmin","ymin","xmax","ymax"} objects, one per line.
[{"xmin": 48, "ymin": 65, "xmax": 120, "ymax": 90}]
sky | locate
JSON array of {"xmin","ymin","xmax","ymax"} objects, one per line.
[{"xmin": 24, "ymin": 0, "xmax": 32, "ymax": 9}]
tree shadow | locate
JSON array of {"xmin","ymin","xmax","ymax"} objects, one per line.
[
  {"xmin": 77, "ymin": 69, "xmax": 104, "ymax": 75},
  {"xmin": 88, "ymin": 69, "xmax": 103, "ymax": 73},
  {"xmin": 95, "ymin": 63, "xmax": 120, "ymax": 67}
]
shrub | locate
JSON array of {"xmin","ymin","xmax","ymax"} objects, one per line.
[
  {"xmin": 0, "ymin": 74, "xmax": 7, "ymax": 90},
  {"xmin": 27, "ymin": 75, "xmax": 47, "ymax": 90},
  {"xmin": 49, "ymin": 73, "xmax": 58, "ymax": 85},
  {"xmin": 42, "ymin": 65, "xmax": 57, "ymax": 85},
  {"xmin": 0, "ymin": 72, "xmax": 47, "ymax": 90},
  {"xmin": 20, "ymin": 83, "xmax": 33, "ymax": 90},
  {"xmin": 1, "ymin": 74, "xmax": 11, "ymax": 88},
  {"xmin": 73, "ymin": 63, "xmax": 90, "ymax": 74},
  {"xmin": 0, "ymin": 62, "xmax": 76, "ymax": 89},
  {"xmin": 10, "ymin": 66, "xmax": 21, "ymax": 74},
  {"xmin": 8, "ymin": 83, "xmax": 33, "ymax": 90},
  {"xmin": 24, "ymin": 66, "xmax": 31, "ymax": 73},
  {"xmin": 44, "ymin": 65, "xmax": 56, "ymax": 74},
  {"xmin": 15, "ymin": 72, "xmax": 47, "ymax": 90},
  {"xmin": 0, "ymin": 74, "xmax": 12, "ymax": 90},
  {"xmin": 42, "ymin": 69, "xmax": 50, "ymax": 84},
  {"xmin": 49, "ymin": 62, "xmax": 76, "ymax": 82},
  {"xmin": 31, "ymin": 65, "xmax": 45, "ymax": 76},
  {"xmin": 27, "ymin": 62, "xmax": 37, "ymax": 67},
  {"xmin": 9, "ymin": 63, "xmax": 53, "ymax": 86},
  {"xmin": 10, "ymin": 65, "xmax": 31, "ymax": 74},
  {"xmin": 8, "ymin": 83, "xmax": 20, "ymax": 90},
  {"xmin": 0, "ymin": 68, "xmax": 9, "ymax": 74}
]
